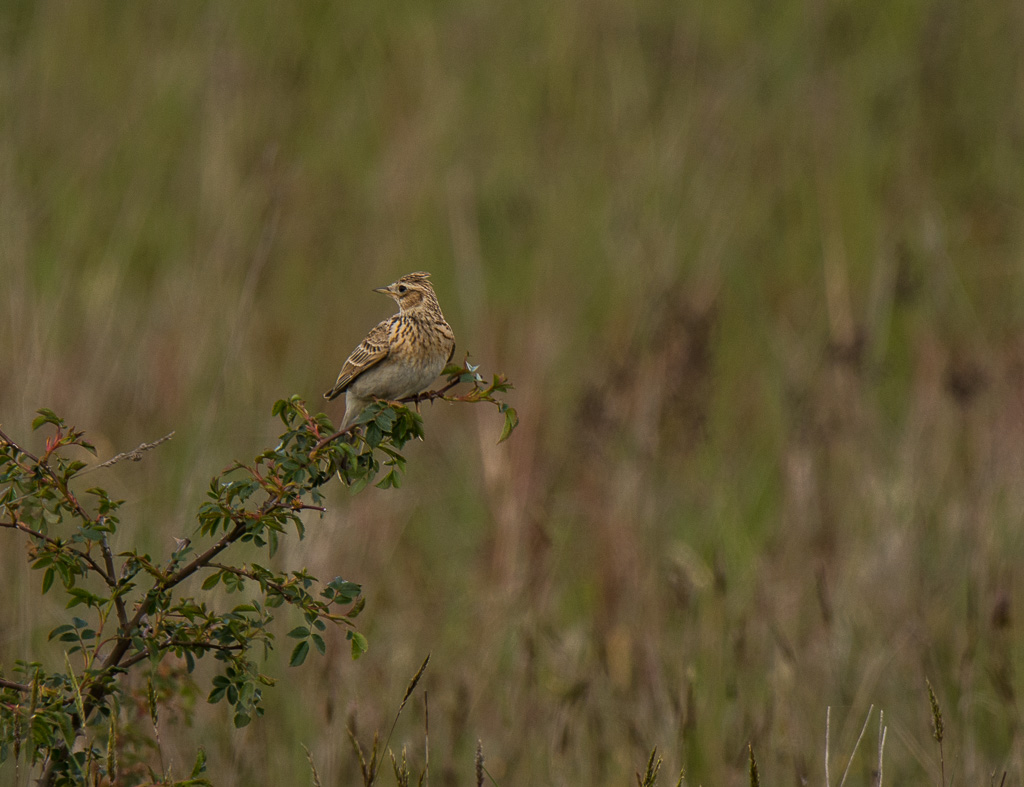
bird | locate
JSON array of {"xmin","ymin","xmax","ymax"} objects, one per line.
[{"xmin": 324, "ymin": 272, "xmax": 456, "ymax": 432}]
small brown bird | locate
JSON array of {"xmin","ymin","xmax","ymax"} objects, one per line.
[{"xmin": 325, "ymin": 272, "xmax": 456, "ymax": 431}]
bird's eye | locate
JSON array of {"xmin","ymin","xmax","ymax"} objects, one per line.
[{"xmin": 398, "ymin": 284, "xmax": 408, "ymax": 294}]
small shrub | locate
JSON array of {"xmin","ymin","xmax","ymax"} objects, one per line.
[{"xmin": 0, "ymin": 361, "xmax": 514, "ymax": 785}]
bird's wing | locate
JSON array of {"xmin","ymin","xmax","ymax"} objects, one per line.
[{"xmin": 324, "ymin": 317, "xmax": 393, "ymax": 400}]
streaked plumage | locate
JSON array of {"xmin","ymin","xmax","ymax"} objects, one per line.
[{"xmin": 325, "ymin": 272, "xmax": 455, "ymax": 431}]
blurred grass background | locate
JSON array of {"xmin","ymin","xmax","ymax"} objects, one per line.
[{"xmin": 2, "ymin": 1, "xmax": 1024, "ymax": 784}]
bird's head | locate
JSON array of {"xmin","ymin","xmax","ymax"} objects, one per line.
[{"xmin": 374, "ymin": 272, "xmax": 440, "ymax": 314}]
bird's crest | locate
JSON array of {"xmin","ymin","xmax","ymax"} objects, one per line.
[{"xmin": 397, "ymin": 271, "xmax": 432, "ymax": 285}]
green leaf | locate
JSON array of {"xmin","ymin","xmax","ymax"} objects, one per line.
[
  {"xmin": 289, "ymin": 640, "xmax": 310, "ymax": 667},
  {"xmin": 349, "ymin": 632, "xmax": 368, "ymax": 659},
  {"xmin": 374, "ymin": 408, "xmax": 397, "ymax": 430},
  {"xmin": 312, "ymin": 634, "xmax": 326, "ymax": 655},
  {"xmin": 287, "ymin": 626, "xmax": 310, "ymax": 639},
  {"xmin": 326, "ymin": 578, "xmax": 362, "ymax": 603},
  {"xmin": 498, "ymin": 406, "xmax": 519, "ymax": 444},
  {"xmin": 201, "ymin": 572, "xmax": 221, "ymax": 590},
  {"xmin": 42, "ymin": 567, "xmax": 55, "ymax": 594},
  {"xmin": 57, "ymin": 710, "xmax": 77, "ymax": 747},
  {"xmin": 355, "ymin": 405, "xmax": 381, "ymax": 426},
  {"xmin": 48, "ymin": 624, "xmax": 74, "ymax": 640},
  {"xmin": 66, "ymin": 588, "xmax": 102, "ymax": 609},
  {"xmin": 32, "ymin": 408, "xmax": 63, "ymax": 431}
]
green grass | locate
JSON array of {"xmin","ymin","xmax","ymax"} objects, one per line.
[{"xmin": 3, "ymin": 1, "xmax": 1024, "ymax": 784}]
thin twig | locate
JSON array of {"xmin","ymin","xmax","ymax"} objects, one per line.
[{"xmin": 82, "ymin": 432, "xmax": 176, "ymax": 474}]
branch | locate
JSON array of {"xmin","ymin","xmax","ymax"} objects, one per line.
[
  {"xmin": 68, "ymin": 506, "xmax": 273, "ymax": 776},
  {"xmin": 4, "ymin": 411, "xmax": 373, "ymax": 783},
  {"xmin": 0, "ymin": 519, "xmax": 115, "ymax": 586},
  {"xmin": 0, "ymin": 427, "xmax": 40, "ymax": 463},
  {"xmin": 119, "ymin": 639, "xmax": 245, "ymax": 671},
  {"xmin": 404, "ymin": 378, "xmax": 461, "ymax": 403},
  {"xmin": 0, "ymin": 677, "xmax": 30, "ymax": 693},
  {"xmin": 164, "ymin": 522, "xmax": 248, "ymax": 590},
  {"xmin": 100, "ymin": 538, "xmax": 130, "ymax": 630},
  {"xmin": 206, "ymin": 562, "xmax": 348, "ymax": 623},
  {"xmin": 313, "ymin": 423, "xmax": 358, "ymax": 452},
  {"xmin": 208, "ymin": 562, "xmax": 292, "ymax": 598},
  {"xmin": 313, "ymin": 380, "xmax": 464, "ymax": 451},
  {"xmin": 96, "ymin": 492, "xmax": 285, "ymax": 677}
]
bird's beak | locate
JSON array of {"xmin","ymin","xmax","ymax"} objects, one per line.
[{"xmin": 373, "ymin": 285, "xmax": 392, "ymax": 295}]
